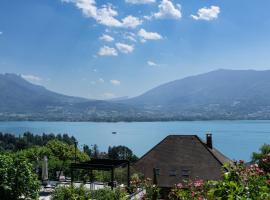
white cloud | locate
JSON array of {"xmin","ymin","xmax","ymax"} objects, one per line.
[
  {"xmin": 138, "ymin": 29, "xmax": 162, "ymax": 42},
  {"xmin": 116, "ymin": 43, "xmax": 134, "ymax": 54},
  {"xmin": 124, "ymin": 32, "xmax": 137, "ymax": 42},
  {"xmin": 99, "ymin": 34, "xmax": 114, "ymax": 42},
  {"xmin": 153, "ymin": 0, "xmax": 182, "ymax": 19},
  {"xmin": 98, "ymin": 46, "xmax": 118, "ymax": 56},
  {"xmin": 61, "ymin": 0, "xmax": 142, "ymax": 28},
  {"xmin": 21, "ymin": 74, "xmax": 42, "ymax": 82},
  {"xmin": 110, "ymin": 79, "xmax": 121, "ymax": 85},
  {"xmin": 90, "ymin": 81, "xmax": 96, "ymax": 85},
  {"xmin": 125, "ymin": 35, "xmax": 137, "ymax": 42},
  {"xmin": 121, "ymin": 15, "xmax": 143, "ymax": 29},
  {"xmin": 125, "ymin": 0, "xmax": 155, "ymax": 4},
  {"xmin": 103, "ymin": 92, "xmax": 116, "ymax": 99},
  {"xmin": 147, "ymin": 61, "xmax": 157, "ymax": 66},
  {"xmin": 191, "ymin": 6, "xmax": 220, "ymax": 21}
]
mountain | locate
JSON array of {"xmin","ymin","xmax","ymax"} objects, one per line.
[
  {"xmin": 120, "ymin": 69, "xmax": 270, "ymax": 120},
  {"xmin": 1, "ymin": 70, "xmax": 270, "ymax": 121},
  {"xmin": 0, "ymin": 73, "xmax": 138, "ymax": 121},
  {"xmin": 0, "ymin": 73, "xmax": 88, "ymax": 113}
]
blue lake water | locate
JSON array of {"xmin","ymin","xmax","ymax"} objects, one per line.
[{"xmin": 0, "ymin": 120, "xmax": 270, "ymax": 161}]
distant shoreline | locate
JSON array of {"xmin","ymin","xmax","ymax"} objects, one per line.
[{"xmin": 1, "ymin": 119, "xmax": 270, "ymax": 123}]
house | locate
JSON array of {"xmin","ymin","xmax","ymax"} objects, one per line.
[{"xmin": 134, "ymin": 134, "xmax": 230, "ymax": 188}]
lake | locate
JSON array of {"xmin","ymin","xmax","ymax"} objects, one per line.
[{"xmin": 0, "ymin": 120, "xmax": 270, "ymax": 161}]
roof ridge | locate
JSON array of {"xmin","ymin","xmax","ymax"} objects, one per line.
[
  {"xmin": 135, "ymin": 134, "xmax": 229, "ymax": 166},
  {"xmin": 195, "ymin": 135, "xmax": 228, "ymax": 165}
]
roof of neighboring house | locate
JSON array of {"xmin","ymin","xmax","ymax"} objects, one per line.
[
  {"xmin": 137, "ymin": 135, "xmax": 230, "ymax": 165},
  {"xmin": 134, "ymin": 135, "xmax": 231, "ymax": 187}
]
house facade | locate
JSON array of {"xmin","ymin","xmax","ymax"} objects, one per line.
[{"xmin": 134, "ymin": 134, "xmax": 230, "ymax": 188}]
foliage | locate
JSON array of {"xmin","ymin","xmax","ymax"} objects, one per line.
[
  {"xmin": 0, "ymin": 132, "xmax": 76, "ymax": 152},
  {"xmin": 15, "ymin": 139, "xmax": 90, "ymax": 180},
  {"xmin": 169, "ymin": 179, "xmax": 208, "ymax": 200},
  {"xmin": 108, "ymin": 145, "xmax": 138, "ymax": 162},
  {"xmin": 51, "ymin": 186, "xmax": 127, "ymax": 200},
  {"xmin": 142, "ymin": 178, "xmax": 160, "ymax": 200},
  {"xmin": 91, "ymin": 188, "xmax": 128, "ymax": 200},
  {"xmin": 168, "ymin": 160, "xmax": 270, "ymax": 200},
  {"xmin": 0, "ymin": 153, "xmax": 40, "ymax": 200},
  {"xmin": 252, "ymin": 144, "xmax": 270, "ymax": 173},
  {"xmin": 129, "ymin": 175, "xmax": 160, "ymax": 200},
  {"xmin": 51, "ymin": 185, "xmax": 91, "ymax": 200}
]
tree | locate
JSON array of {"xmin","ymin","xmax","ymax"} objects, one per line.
[
  {"xmin": 83, "ymin": 145, "xmax": 92, "ymax": 157},
  {"xmin": 0, "ymin": 154, "xmax": 40, "ymax": 200},
  {"xmin": 15, "ymin": 140, "xmax": 89, "ymax": 180},
  {"xmin": 108, "ymin": 145, "xmax": 138, "ymax": 162},
  {"xmin": 92, "ymin": 144, "xmax": 99, "ymax": 159},
  {"xmin": 252, "ymin": 144, "xmax": 270, "ymax": 173}
]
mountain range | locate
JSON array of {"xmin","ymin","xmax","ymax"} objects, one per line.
[{"xmin": 1, "ymin": 69, "xmax": 270, "ymax": 121}]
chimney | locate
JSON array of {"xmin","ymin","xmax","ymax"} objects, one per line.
[{"xmin": 206, "ymin": 133, "xmax": 213, "ymax": 149}]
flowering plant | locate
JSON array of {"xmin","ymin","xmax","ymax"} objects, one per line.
[
  {"xmin": 168, "ymin": 161, "xmax": 270, "ymax": 200},
  {"xmin": 168, "ymin": 178, "xmax": 209, "ymax": 200}
]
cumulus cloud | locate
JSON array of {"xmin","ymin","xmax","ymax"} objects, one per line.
[
  {"xmin": 125, "ymin": 0, "xmax": 155, "ymax": 4},
  {"xmin": 121, "ymin": 15, "xmax": 143, "ymax": 29},
  {"xmin": 99, "ymin": 34, "xmax": 114, "ymax": 42},
  {"xmin": 191, "ymin": 6, "xmax": 220, "ymax": 21},
  {"xmin": 147, "ymin": 61, "xmax": 157, "ymax": 66},
  {"xmin": 138, "ymin": 29, "xmax": 162, "ymax": 42},
  {"xmin": 116, "ymin": 43, "xmax": 134, "ymax": 54},
  {"xmin": 98, "ymin": 46, "xmax": 118, "ymax": 56},
  {"xmin": 110, "ymin": 79, "xmax": 121, "ymax": 85},
  {"xmin": 61, "ymin": 0, "xmax": 142, "ymax": 28},
  {"xmin": 153, "ymin": 0, "xmax": 181, "ymax": 19},
  {"xmin": 21, "ymin": 74, "xmax": 42, "ymax": 83}
]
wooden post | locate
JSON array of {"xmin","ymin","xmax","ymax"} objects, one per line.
[
  {"xmin": 127, "ymin": 162, "xmax": 130, "ymax": 188},
  {"xmin": 111, "ymin": 167, "xmax": 114, "ymax": 190},
  {"xmin": 71, "ymin": 168, "xmax": 74, "ymax": 186}
]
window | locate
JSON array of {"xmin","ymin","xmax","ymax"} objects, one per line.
[
  {"xmin": 169, "ymin": 169, "xmax": 177, "ymax": 176},
  {"xmin": 154, "ymin": 168, "xmax": 160, "ymax": 176},
  {"xmin": 181, "ymin": 169, "xmax": 190, "ymax": 178}
]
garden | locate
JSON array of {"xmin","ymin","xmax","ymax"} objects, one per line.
[{"xmin": 0, "ymin": 132, "xmax": 269, "ymax": 199}]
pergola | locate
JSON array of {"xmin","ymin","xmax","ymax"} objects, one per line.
[{"xmin": 70, "ymin": 159, "xmax": 130, "ymax": 190}]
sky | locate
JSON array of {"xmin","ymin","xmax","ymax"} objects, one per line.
[{"xmin": 1, "ymin": 0, "xmax": 270, "ymax": 99}]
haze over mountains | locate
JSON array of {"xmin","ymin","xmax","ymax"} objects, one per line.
[{"xmin": 1, "ymin": 69, "xmax": 270, "ymax": 121}]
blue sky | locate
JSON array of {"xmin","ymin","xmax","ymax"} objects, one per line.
[{"xmin": 1, "ymin": 0, "xmax": 270, "ymax": 99}]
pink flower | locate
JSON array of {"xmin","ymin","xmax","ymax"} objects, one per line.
[
  {"xmin": 176, "ymin": 182, "xmax": 183, "ymax": 188},
  {"xmin": 194, "ymin": 179, "xmax": 204, "ymax": 187}
]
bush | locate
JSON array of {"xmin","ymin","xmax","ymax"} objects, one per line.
[
  {"xmin": 0, "ymin": 153, "xmax": 40, "ymax": 200},
  {"xmin": 91, "ymin": 188, "xmax": 127, "ymax": 200},
  {"xmin": 51, "ymin": 186, "xmax": 127, "ymax": 200},
  {"xmin": 168, "ymin": 161, "xmax": 270, "ymax": 200},
  {"xmin": 51, "ymin": 185, "xmax": 91, "ymax": 200}
]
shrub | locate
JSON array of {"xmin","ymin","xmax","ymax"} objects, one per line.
[
  {"xmin": 51, "ymin": 186, "xmax": 127, "ymax": 200},
  {"xmin": 0, "ymin": 153, "xmax": 40, "ymax": 200},
  {"xmin": 168, "ymin": 161, "xmax": 270, "ymax": 200},
  {"xmin": 51, "ymin": 185, "xmax": 91, "ymax": 200},
  {"xmin": 91, "ymin": 188, "xmax": 127, "ymax": 200}
]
